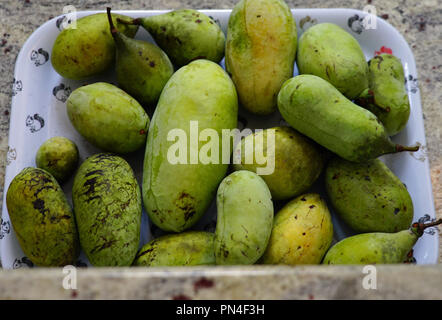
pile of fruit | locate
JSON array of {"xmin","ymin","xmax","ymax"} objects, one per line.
[{"xmin": 5, "ymin": 0, "xmax": 440, "ymax": 268}]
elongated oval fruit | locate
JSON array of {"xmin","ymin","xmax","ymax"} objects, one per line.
[
  {"xmin": 226, "ymin": 0, "xmax": 297, "ymax": 115},
  {"xmin": 51, "ymin": 13, "xmax": 138, "ymax": 80},
  {"xmin": 143, "ymin": 60, "xmax": 238, "ymax": 232},
  {"xmin": 107, "ymin": 8, "xmax": 174, "ymax": 108},
  {"xmin": 355, "ymin": 54, "xmax": 410, "ymax": 136},
  {"xmin": 277, "ymin": 75, "xmax": 419, "ymax": 162},
  {"xmin": 260, "ymin": 193, "xmax": 333, "ymax": 265},
  {"xmin": 323, "ymin": 219, "xmax": 442, "ymax": 264},
  {"xmin": 6, "ymin": 167, "xmax": 79, "ymax": 266},
  {"xmin": 233, "ymin": 126, "xmax": 325, "ymax": 200},
  {"xmin": 215, "ymin": 171, "xmax": 273, "ymax": 265},
  {"xmin": 67, "ymin": 82, "xmax": 150, "ymax": 154},
  {"xmin": 325, "ymin": 157, "xmax": 413, "ymax": 233},
  {"xmin": 134, "ymin": 231, "xmax": 215, "ymax": 266},
  {"xmin": 73, "ymin": 153, "xmax": 142, "ymax": 266},
  {"xmin": 121, "ymin": 9, "xmax": 225, "ymax": 67},
  {"xmin": 297, "ymin": 23, "xmax": 368, "ymax": 99}
]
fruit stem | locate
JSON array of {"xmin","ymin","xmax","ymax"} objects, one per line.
[
  {"xmin": 396, "ymin": 144, "xmax": 420, "ymax": 152},
  {"xmin": 107, "ymin": 7, "xmax": 118, "ymax": 36},
  {"xmin": 412, "ymin": 219, "xmax": 442, "ymax": 236}
]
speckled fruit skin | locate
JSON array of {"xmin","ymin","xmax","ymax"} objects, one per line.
[
  {"xmin": 35, "ymin": 136, "xmax": 79, "ymax": 183},
  {"xmin": 322, "ymin": 228, "xmax": 419, "ymax": 265},
  {"xmin": 136, "ymin": 9, "xmax": 225, "ymax": 68},
  {"xmin": 143, "ymin": 60, "xmax": 238, "ymax": 233},
  {"xmin": 225, "ymin": 0, "xmax": 297, "ymax": 115},
  {"xmin": 233, "ymin": 126, "xmax": 325, "ymax": 201},
  {"xmin": 277, "ymin": 75, "xmax": 407, "ymax": 162},
  {"xmin": 6, "ymin": 167, "xmax": 79, "ymax": 266},
  {"xmin": 72, "ymin": 153, "xmax": 141, "ymax": 266},
  {"xmin": 297, "ymin": 23, "xmax": 368, "ymax": 100},
  {"xmin": 134, "ymin": 231, "xmax": 215, "ymax": 267},
  {"xmin": 325, "ymin": 157, "xmax": 413, "ymax": 233},
  {"xmin": 67, "ymin": 82, "xmax": 150, "ymax": 154},
  {"xmin": 355, "ymin": 54, "xmax": 410, "ymax": 136},
  {"xmin": 215, "ymin": 171, "xmax": 274, "ymax": 265},
  {"xmin": 260, "ymin": 193, "xmax": 333, "ymax": 265},
  {"xmin": 51, "ymin": 13, "xmax": 138, "ymax": 80}
]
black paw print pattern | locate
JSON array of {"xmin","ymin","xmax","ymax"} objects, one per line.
[
  {"xmin": 418, "ymin": 214, "xmax": 439, "ymax": 235},
  {"xmin": 6, "ymin": 146, "xmax": 17, "ymax": 165},
  {"xmin": 347, "ymin": 14, "xmax": 365, "ymax": 34},
  {"xmin": 0, "ymin": 218, "xmax": 11, "ymax": 239},
  {"xmin": 12, "ymin": 78, "xmax": 23, "ymax": 96},
  {"xmin": 56, "ymin": 15, "xmax": 74, "ymax": 31},
  {"xmin": 30, "ymin": 48, "xmax": 49, "ymax": 67},
  {"xmin": 12, "ymin": 257, "xmax": 34, "ymax": 269},
  {"xmin": 405, "ymin": 74, "xmax": 418, "ymax": 94},
  {"xmin": 299, "ymin": 15, "xmax": 318, "ymax": 30},
  {"xmin": 26, "ymin": 113, "xmax": 45, "ymax": 133},
  {"xmin": 53, "ymin": 83, "xmax": 71, "ymax": 102}
]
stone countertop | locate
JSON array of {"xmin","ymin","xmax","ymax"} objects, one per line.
[{"xmin": 0, "ymin": 0, "xmax": 440, "ymax": 299}]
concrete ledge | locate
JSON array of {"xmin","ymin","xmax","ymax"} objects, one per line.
[{"xmin": 0, "ymin": 265, "xmax": 441, "ymax": 299}]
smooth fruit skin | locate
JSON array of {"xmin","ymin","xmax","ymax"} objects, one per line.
[
  {"xmin": 138, "ymin": 9, "xmax": 225, "ymax": 67},
  {"xmin": 355, "ymin": 54, "xmax": 410, "ymax": 136},
  {"xmin": 134, "ymin": 231, "xmax": 215, "ymax": 266},
  {"xmin": 215, "ymin": 171, "xmax": 273, "ymax": 265},
  {"xmin": 110, "ymin": 15, "xmax": 174, "ymax": 108},
  {"xmin": 72, "ymin": 153, "xmax": 142, "ymax": 266},
  {"xmin": 35, "ymin": 136, "xmax": 79, "ymax": 183},
  {"xmin": 325, "ymin": 158, "xmax": 413, "ymax": 233},
  {"xmin": 323, "ymin": 230, "xmax": 417, "ymax": 264},
  {"xmin": 225, "ymin": 0, "xmax": 297, "ymax": 115},
  {"xmin": 66, "ymin": 82, "xmax": 150, "ymax": 154},
  {"xmin": 297, "ymin": 23, "xmax": 368, "ymax": 99},
  {"xmin": 233, "ymin": 126, "xmax": 325, "ymax": 201},
  {"xmin": 51, "ymin": 13, "xmax": 138, "ymax": 80},
  {"xmin": 143, "ymin": 60, "xmax": 238, "ymax": 233},
  {"xmin": 277, "ymin": 75, "xmax": 400, "ymax": 162},
  {"xmin": 6, "ymin": 167, "xmax": 79, "ymax": 266},
  {"xmin": 260, "ymin": 193, "xmax": 333, "ymax": 265}
]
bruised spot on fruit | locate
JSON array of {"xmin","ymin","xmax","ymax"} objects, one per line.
[
  {"xmin": 149, "ymin": 61, "xmax": 155, "ymax": 68},
  {"xmin": 140, "ymin": 129, "xmax": 146, "ymax": 135},
  {"xmin": 309, "ymin": 205, "xmax": 315, "ymax": 209},
  {"xmin": 90, "ymin": 239, "xmax": 117, "ymax": 254},
  {"xmin": 32, "ymin": 198, "xmax": 47, "ymax": 216},
  {"xmin": 301, "ymin": 197, "xmax": 306, "ymax": 201},
  {"xmin": 160, "ymin": 26, "xmax": 166, "ymax": 32},
  {"xmin": 364, "ymin": 176, "xmax": 371, "ymax": 181},
  {"xmin": 176, "ymin": 192, "xmax": 196, "ymax": 221},
  {"xmin": 394, "ymin": 208, "xmax": 400, "ymax": 215},
  {"xmin": 195, "ymin": 19, "xmax": 202, "ymax": 23}
]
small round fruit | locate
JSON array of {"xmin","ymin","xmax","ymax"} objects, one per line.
[{"xmin": 35, "ymin": 137, "xmax": 79, "ymax": 182}]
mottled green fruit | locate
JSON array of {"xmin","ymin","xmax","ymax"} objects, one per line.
[
  {"xmin": 35, "ymin": 136, "xmax": 79, "ymax": 183},
  {"xmin": 143, "ymin": 60, "xmax": 238, "ymax": 232},
  {"xmin": 107, "ymin": 9, "xmax": 174, "ymax": 108},
  {"xmin": 322, "ymin": 220, "xmax": 442, "ymax": 264},
  {"xmin": 51, "ymin": 13, "xmax": 138, "ymax": 80},
  {"xmin": 226, "ymin": 0, "xmax": 297, "ymax": 115},
  {"xmin": 6, "ymin": 167, "xmax": 79, "ymax": 266},
  {"xmin": 215, "ymin": 171, "xmax": 273, "ymax": 265},
  {"xmin": 325, "ymin": 158, "xmax": 413, "ymax": 233},
  {"xmin": 355, "ymin": 54, "xmax": 410, "ymax": 136},
  {"xmin": 297, "ymin": 23, "xmax": 368, "ymax": 99},
  {"xmin": 277, "ymin": 75, "xmax": 419, "ymax": 162},
  {"xmin": 233, "ymin": 127, "xmax": 325, "ymax": 201},
  {"xmin": 73, "ymin": 153, "xmax": 141, "ymax": 266},
  {"xmin": 260, "ymin": 193, "xmax": 333, "ymax": 265},
  {"xmin": 134, "ymin": 232, "xmax": 215, "ymax": 266},
  {"xmin": 67, "ymin": 82, "xmax": 150, "ymax": 154},
  {"xmin": 128, "ymin": 9, "xmax": 225, "ymax": 67}
]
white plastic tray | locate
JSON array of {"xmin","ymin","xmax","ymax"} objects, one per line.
[{"xmin": 1, "ymin": 9, "xmax": 438, "ymax": 269}]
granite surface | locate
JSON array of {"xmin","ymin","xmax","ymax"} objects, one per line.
[{"xmin": 0, "ymin": 0, "xmax": 441, "ymax": 299}]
